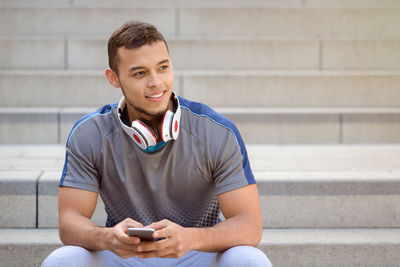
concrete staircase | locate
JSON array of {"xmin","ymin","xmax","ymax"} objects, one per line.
[
  {"xmin": 1, "ymin": 0, "xmax": 400, "ymax": 144},
  {"xmin": 1, "ymin": 0, "xmax": 400, "ymax": 266},
  {"xmin": 1, "ymin": 145, "xmax": 400, "ymax": 266}
]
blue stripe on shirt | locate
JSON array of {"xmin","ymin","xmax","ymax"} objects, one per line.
[
  {"xmin": 178, "ymin": 96, "xmax": 255, "ymax": 184},
  {"xmin": 59, "ymin": 103, "xmax": 117, "ymax": 187}
]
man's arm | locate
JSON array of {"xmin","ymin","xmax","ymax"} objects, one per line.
[
  {"xmin": 58, "ymin": 187, "xmax": 143, "ymax": 258},
  {"xmin": 196, "ymin": 183, "xmax": 263, "ymax": 250},
  {"xmin": 136, "ymin": 184, "xmax": 262, "ymax": 258}
]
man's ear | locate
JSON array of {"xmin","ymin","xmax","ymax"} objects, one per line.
[{"xmin": 105, "ymin": 68, "xmax": 121, "ymax": 88}]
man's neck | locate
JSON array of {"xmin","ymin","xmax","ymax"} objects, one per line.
[{"xmin": 126, "ymin": 99, "xmax": 174, "ymax": 139}]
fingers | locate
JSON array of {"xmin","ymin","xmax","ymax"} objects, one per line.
[
  {"xmin": 147, "ymin": 219, "xmax": 175, "ymax": 240},
  {"xmin": 105, "ymin": 218, "xmax": 144, "ymax": 257},
  {"xmin": 136, "ymin": 239, "xmax": 175, "ymax": 258},
  {"xmin": 116, "ymin": 231, "xmax": 140, "ymax": 246},
  {"xmin": 121, "ymin": 218, "xmax": 144, "ymax": 229},
  {"xmin": 137, "ymin": 239, "xmax": 186, "ymax": 259},
  {"xmin": 119, "ymin": 232, "xmax": 141, "ymax": 245},
  {"xmin": 117, "ymin": 218, "xmax": 144, "ymax": 245},
  {"xmin": 153, "ymin": 227, "xmax": 170, "ymax": 239},
  {"xmin": 113, "ymin": 246, "xmax": 140, "ymax": 259},
  {"xmin": 109, "ymin": 219, "xmax": 189, "ymax": 259},
  {"xmin": 147, "ymin": 219, "xmax": 170, "ymax": 231},
  {"xmin": 106, "ymin": 234, "xmax": 139, "ymax": 258},
  {"xmin": 137, "ymin": 239, "xmax": 167, "ymax": 253}
]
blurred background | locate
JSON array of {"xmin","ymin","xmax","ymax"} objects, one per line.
[{"xmin": 0, "ymin": 0, "xmax": 400, "ymax": 266}]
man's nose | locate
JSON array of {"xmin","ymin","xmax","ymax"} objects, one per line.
[{"xmin": 147, "ymin": 72, "xmax": 163, "ymax": 87}]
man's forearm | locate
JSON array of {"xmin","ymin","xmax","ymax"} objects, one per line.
[
  {"xmin": 59, "ymin": 211, "xmax": 108, "ymax": 251},
  {"xmin": 189, "ymin": 213, "xmax": 262, "ymax": 253}
]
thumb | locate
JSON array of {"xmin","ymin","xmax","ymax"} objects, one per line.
[
  {"xmin": 120, "ymin": 218, "xmax": 144, "ymax": 233},
  {"xmin": 147, "ymin": 219, "xmax": 170, "ymax": 231}
]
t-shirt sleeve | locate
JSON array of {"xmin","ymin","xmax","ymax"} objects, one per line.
[
  {"xmin": 212, "ymin": 129, "xmax": 255, "ymax": 195},
  {"xmin": 59, "ymin": 121, "xmax": 101, "ymax": 193}
]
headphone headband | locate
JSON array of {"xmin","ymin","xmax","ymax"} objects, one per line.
[{"xmin": 117, "ymin": 92, "xmax": 181, "ymax": 150}]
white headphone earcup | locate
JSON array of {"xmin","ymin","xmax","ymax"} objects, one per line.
[
  {"xmin": 131, "ymin": 120, "xmax": 157, "ymax": 149},
  {"xmin": 129, "ymin": 128, "xmax": 148, "ymax": 150},
  {"xmin": 160, "ymin": 110, "xmax": 174, "ymax": 142},
  {"xmin": 171, "ymin": 106, "xmax": 181, "ymax": 140}
]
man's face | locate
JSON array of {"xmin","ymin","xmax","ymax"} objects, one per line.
[{"xmin": 115, "ymin": 41, "xmax": 174, "ymax": 121}]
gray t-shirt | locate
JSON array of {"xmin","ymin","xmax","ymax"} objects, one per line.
[{"xmin": 60, "ymin": 96, "xmax": 255, "ymax": 228}]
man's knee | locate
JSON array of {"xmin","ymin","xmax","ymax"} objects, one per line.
[
  {"xmin": 41, "ymin": 246, "xmax": 94, "ymax": 267},
  {"xmin": 218, "ymin": 246, "xmax": 273, "ymax": 267}
]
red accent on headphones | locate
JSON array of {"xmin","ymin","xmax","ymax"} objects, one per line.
[
  {"xmin": 133, "ymin": 134, "xmax": 141, "ymax": 144},
  {"xmin": 118, "ymin": 92, "xmax": 181, "ymax": 150},
  {"xmin": 137, "ymin": 120, "xmax": 157, "ymax": 142}
]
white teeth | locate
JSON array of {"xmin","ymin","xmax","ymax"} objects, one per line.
[{"xmin": 148, "ymin": 92, "xmax": 163, "ymax": 98}]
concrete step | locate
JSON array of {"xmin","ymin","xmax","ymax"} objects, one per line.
[
  {"xmin": 2, "ymin": 0, "xmax": 300, "ymax": 8},
  {"xmin": 0, "ymin": 229, "xmax": 62, "ymax": 267},
  {"xmin": 2, "ymin": 38, "xmax": 400, "ymax": 70},
  {"xmin": 178, "ymin": 8, "xmax": 400, "ymax": 39},
  {"xmin": 35, "ymin": 170, "xmax": 400, "ymax": 229},
  {"xmin": 259, "ymin": 228, "xmax": 400, "ymax": 266},
  {"xmin": 2, "ymin": 0, "xmax": 400, "ymax": 8},
  {"xmin": 304, "ymin": 0, "xmax": 400, "ymax": 8},
  {"xmin": 1, "ymin": 145, "xmax": 399, "ymax": 228},
  {"xmin": 0, "ymin": 7, "xmax": 176, "ymax": 38},
  {"xmin": 1, "ymin": 7, "xmax": 399, "ymax": 38},
  {"xmin": 257, "ymin": 172, "xmax": 400, "ymax": 228},
  {"xmin": 2, "ymin": 144, "xmax": 399, "ymax": 172},
  {"xmin": 1, "ymin": 228, "xmax": 399, "ymax": 266},
  {"xmin": 2, "ymin": 106, "xmax": 400, "ymax": 144},
  {"xmin": 2, "ymin": 70, "xmax": 400, "ymax": 107}
]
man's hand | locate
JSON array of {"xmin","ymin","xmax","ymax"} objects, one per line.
[
  {"xmin": 104, "ymin": 218, "xmax": 144, "ymax": 258},
  {"xmin": 136, "ymin": 219, "xmax": 193, "ymax": 258}
]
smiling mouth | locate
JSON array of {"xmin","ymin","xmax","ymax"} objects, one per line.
[
  {"xmin": 146, "ymin": 90, "xmax": 167, "ymax": 100},
  {"xmin": 147, "ymin": 91, "xmax": 164, "ymax": 98}
]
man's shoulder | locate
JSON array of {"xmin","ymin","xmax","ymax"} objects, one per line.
[
  {"xmin": 179, "ymin": 96, "xmax": 240, "ymax": 141},
  {"xmin": 66, "ymin": 102, "xmax": 119, "ymax": 146}
]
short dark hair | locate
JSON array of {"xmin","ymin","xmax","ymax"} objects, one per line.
[{"xmin": 108, "ymin": 21, "xmax": 168, "ymax": 75}]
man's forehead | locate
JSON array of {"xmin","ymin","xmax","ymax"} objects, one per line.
[
  {"xmin": 118, "ymin": 41, "xmax": 168, "ymax": 56},
  {"xmin": 117, "ymin": 41, "xmax": 170, "ymax": 67}
]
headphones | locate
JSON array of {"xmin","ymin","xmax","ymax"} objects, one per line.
[{"xmin": 117, "ymin": 92, "xmax": 181, "ymax": 150}]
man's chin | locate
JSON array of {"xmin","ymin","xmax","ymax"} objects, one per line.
[{"xmin": 135, "ymin": 107, "xmax": 168, "ymax": 120}]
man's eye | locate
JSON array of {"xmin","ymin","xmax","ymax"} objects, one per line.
[
  {"xmin": 133, "ymin": 71, "xmax": 145, "ymax": 77},
  {"xmin": 160, "ymin": 65, "xmax": 168, "ymax": 71}
]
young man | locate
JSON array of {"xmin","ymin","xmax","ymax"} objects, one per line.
[{"xmin": 42, "ymin": 21, "xmax": 272, "ymax": 266}]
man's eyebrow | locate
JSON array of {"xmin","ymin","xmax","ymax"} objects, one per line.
[
  {"xmin": 128, "ymin": 59, "xmax": 170, "ymax": 72},
  {"xmin": 158, "ymin": 59, "xmax": 170, "ymax": 65},
  {"xmin": 128, "ymin": 66, "xmax": 144, "ymax": 72}
]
